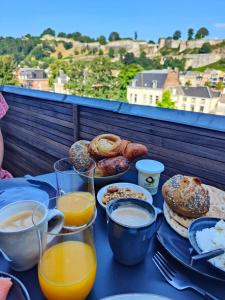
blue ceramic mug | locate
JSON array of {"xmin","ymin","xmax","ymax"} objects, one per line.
[{"xmin": 106, "ymin": 198, "xmax": 163, "ymax": 266}]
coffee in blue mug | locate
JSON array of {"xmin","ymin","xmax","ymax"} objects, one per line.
[{"xmin": 106, "ymin": 198, "xmax": 163, "ymax": 266}]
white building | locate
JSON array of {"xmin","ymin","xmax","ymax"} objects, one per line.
[
  {"xmin": 170, "ymin": 86, "xmax": 221, "ymax": 114},
  {"xmin": 127, "ymin": 69, "xmax": 180, "ymax": 106}
]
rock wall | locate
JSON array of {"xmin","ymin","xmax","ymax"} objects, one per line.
[
  {"xmin": 183, "ymin": 54, "xmax": 224, "ymax": 68},
  {"xmin": 159, "ymin": 38, "xmax": 224, "ymax": 51}
]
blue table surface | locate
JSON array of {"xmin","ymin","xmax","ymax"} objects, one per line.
[{"xmin": 1, "ymin": 172, "xmax": 224, "ymax": 300}]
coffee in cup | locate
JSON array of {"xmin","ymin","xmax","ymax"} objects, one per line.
[
  {"xmin": 0, "ymin": 200, "xmax": 64, "ymax": 271},
  {"xmin": 106, "ymin": 198, "xmax": 163, "ymax": 265}
]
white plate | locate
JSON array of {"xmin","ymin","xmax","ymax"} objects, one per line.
[
  {"xmin": 97, "ymin": 182, "xmax": 153, "ymax": 209},
  {"xmin": 101, "ymin": 293, "xmax": 171, "ymax": 300}
]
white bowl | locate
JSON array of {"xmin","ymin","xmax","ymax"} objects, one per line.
[
  {"xmin": 101, "ymin": 293, "xmax": 171, "ymax": 300},
  {"xmin": 97, "ymin": 182, "xmax": 153, "ymax": 209}
]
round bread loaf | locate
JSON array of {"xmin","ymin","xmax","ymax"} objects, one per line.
[
  {"xmin": 69, "ymin": 140, "xmax": 92, "ymax": 171},
  {"xmin": 162, "ymin": 175, "xmax": 210, "ymax": 218}
]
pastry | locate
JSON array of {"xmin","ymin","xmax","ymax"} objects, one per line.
[
  {"xmin": 95, "ymin": 156, "xmax": 129, "ymax": 177},
  {"xmin": 120, "ymin": 141, "xmax": 148, "ymax": 161},
  {"xmin": 69, "ymin": 140, "xmax": 92, "ymax": 171},
  {"xmin": 89, "ymin": 134, "xmax": 121, "ymax": 158},
  {"xmin": 162, "ymin": 175, "xmax": 210, "ymax": 218}
]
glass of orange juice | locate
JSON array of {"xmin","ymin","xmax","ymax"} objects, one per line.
[
  {"xmin": 33, "ymin": 205, "xmax": 97, "ymax": 300},
  {"xmin": 54, "ymin": 157, "xmax": 96, "ymax": 228}
]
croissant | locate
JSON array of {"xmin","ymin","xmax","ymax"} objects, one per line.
[
  {"xmin": 89, "ymin": 134, "xmax": 121, "ymax": 158},
  {"xmin": 120, "ymin": 141, "xmax": 148, "ymax": 161},
  {"xmin": 95, "ymin": 156, "xmax": 129, "ymax": 177}
]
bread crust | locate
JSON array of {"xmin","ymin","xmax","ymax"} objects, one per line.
[{"xmin": 162, "ymin": 175, "xmax": 210, "ymax": 218}]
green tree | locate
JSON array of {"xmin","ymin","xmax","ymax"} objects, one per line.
[
  {"xmin": 205, "ymin": 80, "xmax": 212, "ymax": 87},
  {"xmin": 58, "ymin": 32, "xmax": 67, "ymax": 38},
  {"xmin": 41, "ymin": 28, "xmax": 55, "ymax": 37},
  {"xmin": 134, "ymin": 32, "xmax": 138, "ymax": 40},
  {"xmin": 199, "ymin": 43, "xmax": 212, "ymax": 53},
  {"xmin": 65, "ymin": 57, "xmax": 119, "ymax": 100},
  {"xmin": 63, "ymin": 42, "xmax": 73, "ymax": 50},
  {"xmin": 57, "ymin": 52, "xmax": 63, "ymax": 59},
  {"xmin": 117, "ymin": 64, "xmax": 143, "ymax": 100},
  {"xmin": 108, "ymin": 32, "xmax": 120, "ymax": 41},
  {"xmin": 0, "ymin": 56, "xmax": 17, "ymax": 85},
  {"xmin": 173, "ymin": 30, "xmax": 181, "ymax": 40},
  {"xmin": 148, "ymin": 40, "xmax": 155, "ymax": 44},
  {"xmin": 195, "ymin": 27, "xmax": 209, "ymax": 39},
  {"xmin": 97, "ymin": 35, "xmax": 107, "ymax": 45},
  {"xmin": 108, "ymin": 48, "xmax": 115, "ymax": 58},
  {"xmin": 118, "ymin": 48, "xmax": 127, "ymax": 61},
  {"xmin": 123, "ymin": 52, "xmax": 135, "ymax": 64},
  {"xmin": 215, "ymin": 80, "xmax": 224, "ymax": 91},
  {"xmin": 185, "ymin": 80, "xmax": 192, "ymax": 86},
  {"xmin": 98, "ymin": 49, "xmax": 104, "ymax": 55},
  {"xmin": 187, "ymin": 28, "xmax": 194, "ymax": 40},
  {"xmin": 157, "ymin": 90, "xmax": 176, "ymax": 109}
]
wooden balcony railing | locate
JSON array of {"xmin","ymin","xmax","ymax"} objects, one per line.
[{"xmin": 1, "ymin": 85, "xmax": 225, "ymax": 190}]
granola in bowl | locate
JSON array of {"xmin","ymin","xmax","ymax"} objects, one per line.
[{"xmin": 102, "ymin": 186, "xmax": 146, "ymax": 205}]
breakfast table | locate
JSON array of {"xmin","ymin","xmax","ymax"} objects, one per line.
[{"xmin": 0, "ymin": 171, "xmax": 224, "ymax": 300}]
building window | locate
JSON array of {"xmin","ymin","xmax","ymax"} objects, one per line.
[
  {"xmin": 201, "ymin": 99, "xmax": 205, "ymax": 105},
  {"xmin": 183, "ymin": 97, "xmax": 187, "ymax": 102},
  {"xmin": 191, "ymin": 98, "xmax": 195, "ymax": 104},
  {"xmin": 155, "ymin": 96, "xmax": 159, "ymax": 102},
  {"xmin": 134, "ymin": 94, "xmax": 137, "ymax": 103},
  {"xmin": 191, "ymin": 105, "xmax": 195, "ymax": 112},
  {"xmin": 149, "ymin": 95, "xmax": 153, "ymax": 105},
  {"xmin": 200, "ymin": 106, "xmax": 204, "ymax": 112},
  {"xmin": 130, "ymin": 94, "xmax": 133, "ymax": 101}
]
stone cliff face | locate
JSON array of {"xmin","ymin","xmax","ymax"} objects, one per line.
[{"xmin": 42, "ymin": 35, "xmax": 225, "ymax": 68}]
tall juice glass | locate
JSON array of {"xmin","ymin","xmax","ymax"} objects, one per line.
[
  {"xmin": 34, "ymin": 208, "xmax": 97, "ymax": 300},
  {"xmin": 54, "ymin": 157, "xmax": 96, "ymax": 227}
]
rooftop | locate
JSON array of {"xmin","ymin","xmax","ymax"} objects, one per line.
[{"xmin": 181, "ymin": 86, "xmax": 221, "ymax": 98}]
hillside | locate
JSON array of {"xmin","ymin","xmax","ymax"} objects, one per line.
[{"xmin": 0, "ymin": 31, "xmax": 225, "ymax": 70}]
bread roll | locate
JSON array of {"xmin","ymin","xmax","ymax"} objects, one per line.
[
  {"xmin": 95, "ymin": 156, "xmax": 129, "ymax": 177},
  {"xmin": 69, "ymin": 140, "xmax": 92, "ymax": 171},
  {"xmin": 162, "ymin": 175, "xmax": 210, "ymax": 218},
  {"xmin": 89, "ymin": 134, "xmax": 121, "ymax": 158}
]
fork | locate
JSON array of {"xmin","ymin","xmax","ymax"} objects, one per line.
[{"xmin": 152, "ymin": 251, "xmax": 220, "ymax": 300}]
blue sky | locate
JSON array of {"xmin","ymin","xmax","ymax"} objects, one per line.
[{"xmin": 1, "ymin": 0, "xmax": 225, "ymax": 41}]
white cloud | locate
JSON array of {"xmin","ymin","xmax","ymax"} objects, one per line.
[{"xmin": 214, "ymin": 23, "xmax": 225, "ymax": 29}]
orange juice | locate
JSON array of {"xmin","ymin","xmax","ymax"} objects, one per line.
[
  {"xmin": 38, "ymin": 241, "xmax": 97, "ymax": 300},
  {"xmin": 57, "ymin": 192, "xmax": 95, "ymax": 226}
]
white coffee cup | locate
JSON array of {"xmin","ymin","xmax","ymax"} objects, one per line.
[{"xmin": 0, "ymin": 200, "xmax": 64, "ymax": 271}]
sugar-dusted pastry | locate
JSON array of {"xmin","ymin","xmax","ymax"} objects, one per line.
[
  {"xmin": 69, "ymin": 140, "xmax": 92, "ymax": 171},
  {"xmin": 162, "ymin": 175, "xmax": 210, "ymax": 218},
  {"xmin": 95, "ymin": 156, "xmax": 129, "ymax": 177},
  {"xmin": 89, "ymin": 134, "xmax": 122, "ymax": 158}
]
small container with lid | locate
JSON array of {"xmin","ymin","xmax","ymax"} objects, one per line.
[{"xmin": 135, "ymin": 160, "xmax": 165, "ymax": 195}]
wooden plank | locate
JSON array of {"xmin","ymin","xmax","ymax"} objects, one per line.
[
  {"xmin": 5, "ymin": 113, "xmax": 73, "ymax": 137},
  {"xmin": 7, "ymin": 100, "xmax": 73, "ymax": 122},
  {"xmin": 2, "ymin": 122, "xmax": 69, "ymax": 158},
  {"xmin": 79, "ymin": 110, "xmax": 225, "ymax": 150},
  {"xmin": 9, "ymin": 106, "xmax": 74, "ymax": 128},
  {"xmin": 73, "ymin": 105, "xmax": 79, "ymax": 142},
  {"xmin": 4, "ymin": 114, "xmax": 73, "ymax": 146},
  {"xmin": 80, "ymin": 106, "xmax": 225, "ymax": 140},
  {"xmin": 5, "ymin": 94, "xmax": 73, "ymax": 115}
]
